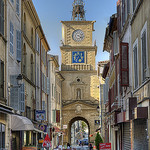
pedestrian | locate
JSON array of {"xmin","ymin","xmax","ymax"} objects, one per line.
[{"xmin": 89, "ymin": 143, "xmax": 93, "ymax": 150}]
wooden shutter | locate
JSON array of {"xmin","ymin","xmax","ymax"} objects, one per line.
[
  {"xmin": 117, "ymin": 0, "xmax": 121, "ymax": 36},
  {"xmin": 0, "ymin": 0, "xmax": 4, "ymax": 35},
  {"xmin": 56, "ymin": 110, "xmax": 60, "ymax": 123},
  {"xmin": 19, "ymin": 83, "xmax": 25, "ymax": 112},
  {"xmin": 52, "ymin": 110, "xmax": 56, "ymax": 123},
  {"xmin": 133, "ymin": 45, "xmax": 138, "ymax": 88},
  {"xmin": 142, "ymin": 31, "xmax": 147, "ymax": 81},
  {"xmin": 127, "ymin": 0, "xmax": 130, "ymax": 14},
  {"xmin": 10, "ymin": 75, "xmax": 19, "ymax": 110},
  {"xmin": 16, "ymin": 30, "xmax": 21, "ymax": 62},
  {"xmin": 120, "ymin": 42, "xmax": 129, "ymax": 86},
  {"xmin": 16, "ymin": 0, "xmax": 19, "ymax": 15},
  {"xmin": 122, "ymin": 0, "xmax": 125, "ymax": 25},
  {"xmin": 47, "ymin": 77, "xmax": 50, "ymax": 95}
]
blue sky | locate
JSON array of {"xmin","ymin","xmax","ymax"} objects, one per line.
[{"xmin": 32, "ymin": 0, "xmax": 117, "ymax": 65}]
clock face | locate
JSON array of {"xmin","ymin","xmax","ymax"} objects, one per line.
[
  {"xmin": 72, "ymin": 51, "xmax": 85, "ymax": 63},
  {"xmin": 72, "ymin": 29, "xmax": 85, "ymax": 42}
]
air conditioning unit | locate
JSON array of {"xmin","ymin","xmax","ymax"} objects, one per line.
[{"xmin": 145, "ymin": 68, "xmax": 150, "ymax": 78}]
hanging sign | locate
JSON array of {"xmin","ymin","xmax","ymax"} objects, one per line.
[
  {"xmin": 43, "ymin": 134, "xmax": 51, "ymax": 148},
  {"xmin": 35, "ymin": 110, "xmax": 46, "ymax": 121}
]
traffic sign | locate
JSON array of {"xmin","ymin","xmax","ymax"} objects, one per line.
[
  {"xmin": 42, "ymin": 134, "xmax": 51, "ymax": 148},
  {"xmin": 100, "ymin": 143, "xmax": 111, "ymax": 150}
]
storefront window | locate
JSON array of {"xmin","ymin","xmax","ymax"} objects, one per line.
[{"xmin": 0, "ymin": 123, "xmax": 5, "ymax": 149}]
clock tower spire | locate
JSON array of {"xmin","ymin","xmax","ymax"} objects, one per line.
[{"xmin": 72, "ymin": 0, "xmax": 85, "ymax": 21}]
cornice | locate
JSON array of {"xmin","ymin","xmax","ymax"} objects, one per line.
[
  {"xmin": 60, "ymin": 45, "xmax": 97, "ymax": 50},
  {"xmin": 60, "ymin": 70, "xmax": 97, "ymax": 74}
]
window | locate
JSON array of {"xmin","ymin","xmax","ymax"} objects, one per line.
[
  {"xmin": 0, "ymin": 60, "xmax": 4, "ymax": 98},
  {"xmin": 10, "ymin": 0, "xmax": 14, "ymax": 3},
  {"xmin": 52, "ymin": 84, "xmax": 54, "ymax": 97},
  {"xmin": 42, "ymin": 101, "xmax": 45, "ymax": 110},
  {"xmin": 0, "ymin": 0, "xmax": 4, "ymax": 35},
  {"xmin": 23, "ymin": 44, "xmax": 27, "ymax": 75},
  {"xmin": 133, "ymin": 39, "xmax": 138, "ymax": 89},
  {"xmin": 26, "ymin": 106, "xmax": 31, "ymax": 119},
  {"xmin": 141, "ymin": 22, "xmax": 148, "ymax": 82},
  {"xmin": 0, "ymin": 123, "xmax": 5, "ymax": 149},
  {"xmin": 31, "ymin": 28, "xmax": 33, "ymax": 47},
  {"xmin": 16, "ymin": 30, "xmax": 21, "ymax": 62},
  {"xmin": 23, "ymin": 13, "xmax": 26, "ymax": 33},
  {"xmin": 132, "ymin": 0, "xmax": 138, "ymax": 12},
  {"xmin": 76, "ymin": 88, "xmax": 81, "ymax": 99},
  {"xmin": 31, "ymin": 54, "xmax": 34, "ymax": 81},
  {"xmin": 16, "ymin": 0, "xmax": 19, "ymax": 15},
  {"xmin": 10, "ymin": 21, "xmax": 14, "ymax": 55},
  {"xmin": 36, "ymin": 33, "xmax": 40, "ymax": 52}
]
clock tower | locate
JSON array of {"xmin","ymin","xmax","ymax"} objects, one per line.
[{"xmin": 60, "ymin": 0, "xmax": 99, "ymax": 144}]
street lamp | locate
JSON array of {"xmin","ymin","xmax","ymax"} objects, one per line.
[
  {"xmin": 97, "ymin": 106, "xmax": 100, "ymax": 113},
  {"xmin": 16, "ymin": 74, "xmax": 23, "ymax": 86}
]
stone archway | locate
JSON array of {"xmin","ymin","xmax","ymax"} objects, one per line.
[
  {"xmin": 62, "ymin": 101, "xmax": 99, "ymax": 145},
  {"xmin": 68, "ymin": 116, "xmax": 90, "ymax": 144}
]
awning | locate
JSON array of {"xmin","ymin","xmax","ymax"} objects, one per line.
[
  {"xmin": 0, "ymin": 104, "xmax": 13, "ymax": 114},
  {"xmin": 11, "ymin": 115, "xmax": 34, "ymax": 131},
  {"xmin": 34, "ymin": 128, "xmax": 47, "ymax": 134}
]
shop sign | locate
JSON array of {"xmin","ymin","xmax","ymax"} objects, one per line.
[
  {"xmin": 22, "ymin": 147, "xmax": 37, "ymax": 150},
  {"xmin": 100, "ymin": 143, "xmax": 111, "ymax": 150},
  {"xmin": 39, "ymin": 139, "xmax": 44, "ymax": 144},
  {"xmin": 63, "ymin": 125, "xmax": 67, "ymax": 129},
  {"xmin": 39, "ymin": 124, "xmax": 47, "ymax": 132},
  {"xmin": 35, "ymin": 110, "xmax": 46, "ymax": 121}
]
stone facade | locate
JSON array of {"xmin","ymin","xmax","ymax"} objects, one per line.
[{"xmin": 60, "ymin": 20, "xmax": 99, "ymax": 144}]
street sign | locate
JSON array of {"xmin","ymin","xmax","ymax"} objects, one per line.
[
  {"xmin": 100, "ymin": 143, "xmax": 111, "ymax": 150},
  {"xmin": 42, "ymin": 134, "xmax": 51, "ymax": 148},
  {"xmin": 63, "ymin": 125, "xmax": 67, "ymax": 129}
]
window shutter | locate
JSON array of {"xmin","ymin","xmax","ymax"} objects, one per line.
[
  {"xmin": 47, "ymin": 77, "xmax": 50, "ymax": 95},
  {"xmin": 127, "ymin": 0, "xmax": 130, "ymax": 14},
  {"xmin": 52, "ymin": 110, "xmax": 56, "ymax": 123},
  {"xmin": 42, "ymin": 101, "xmax": 45, "ymax": 110},
  {"xmin": 133, "ymin": 0, "xmax": 136, "ymax": 12},
  {"xmin": 120, "ymin": 42, "xmax": 129, "ymax": 86},
  {"xmin": 19, "ymin": 83, "xmax": 25, "ymax": 112},
  {"xmin": 142, "ymin": 31, "xmax": 147, "ymax": 81},
  {"xmin": 117, "ymin": 0, "xmax": 121, "ymax": 35},
  {"xmin": 133, "ymin": 45, "xmax": 138, "ymax": 88},
  {"xmin": 113, "ymin": 31, "xmax": 119, "ymax": 55},
  {"xmin": 105, "ymin": 77, "xmax": 109, "ymax": 102},
  {"xmin": 56, "ymin": 110, "xmax": 60, "ymax": 123},
  {"xmin": 16, "ymin": 0, "xmax": 19, "ymax": 15},
  {"xmin": 103, "ymin": 84, "xmax": 106, "ymax": 104},
  {"xmin": 122, "ymin": 0, "xmax": 125, "ymax": 25},
  {"xmin": 0, "ymin": 0, "xmax": 4, "ymax": 35},
  {"xmin": 10, "ymin": 22, "xmax": 14, "ymax": 54},
  {"xmin": 10, "ymin": 75, "xmax": 19, "ymax": 110},
  {"xmin": 16, "ymin": 30, "xmax": 21, "ymax": 62}
]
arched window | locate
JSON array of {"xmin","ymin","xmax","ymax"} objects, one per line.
[
  {"xmin": 23, "ymin": 13, "xmax": 26, "ymax": 33},
  {"xmin": 23, "ymin": 44, "xmax": 27, "ymax": 74},
  {"xmin": 76, "ymin": 88, "xmax": 81, "ymax": 99},
  {"xmin": 31, "ymin": 28, "xmax": 33, "ymax": 46},
  {"xmin": 0, "ymin": 0, "xmax": 4, "ymax": 35},
  {"xmin": 31, "ymin": 54, "xmax": 34, "ymax": 81}
]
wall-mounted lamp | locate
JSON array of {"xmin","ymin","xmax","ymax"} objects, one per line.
[{"xmin": 16, "ymin": 74, "xmax": 23, "ymax": 86}]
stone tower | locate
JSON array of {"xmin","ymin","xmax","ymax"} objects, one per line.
[{"xmin": 60, "ymin": 0, "xmax": 100, "ymax": 144}]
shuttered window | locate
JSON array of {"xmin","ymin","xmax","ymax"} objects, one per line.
[
  {"xmin": 117, "ymin": 0, "xmax": 121, "ymax": 35},
  {"xmin": 19, "ymin": 83, "xmax": 25, "ymax": 112},
  {"xmin": 113, "ymin": 31, "xmax": 119, "ymax": 55},
  {"xmin": 133, "ymin": 42, "xmax": 138, "ymax": 89},
  {"xmin": 0, "ymin": 60, "xmax": 4, "ymax": 98},
  {"xmin": 141, "ymin": 30, "xmax": 147, "ymax": 82},
  {"xmin": 120, "ymin": 42, "xmax": 129, "ymax": 86},
  {"xmin": 0, "ymin": 0, "xmax": 4, "ymax": 35},
  {"xmin": 47, "ymin": 77, "xmax": 50, "ymax": 95},
  {"xmin": 122, "ymin": 0, "xmax": 125, "ymax": 26},
  {"xmin": 16, "ymin": 30, "xmax": 21, "ymax": 62},
  {"xmin": 10, "ymin": 75, "xmax": 25, "ymax": 112},
  {"xmin": 56, "ymin": 110, "xmax": 60, "ymax": 123},
  {"xmin": 10, "ymin": 21, "xmax": 14, "ymax": 55},
  {"xmin": 52, "ymin": 110, "xmax": 56, "ymax": 123},
  {"xmin": 133, "ymin": 0, "xmax": 137, "ymax": 12},
  {"xmin": 16, "ymin": 0, "xmax": 19, "ymax": 15},
  {"xmin": 42, "ymin": 101, "xmax": 45, "ymax": 110}
]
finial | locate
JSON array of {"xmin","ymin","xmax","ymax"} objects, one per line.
[{"xmin": 72, "ymin": 0, "xmax": 85, "ymax": 21}]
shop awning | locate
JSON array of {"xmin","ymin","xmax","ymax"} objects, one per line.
[
  {"xmin": 11, "ymin": 115, "xmax": 34, "ymax": 131},
  {"xmin": 0, "ymin": 104, "xmax": 13, "ymax": 114}
]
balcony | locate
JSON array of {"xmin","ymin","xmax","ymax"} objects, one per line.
[{"xmin": 61, "ymin": 64, "xmax": 92, "ymax": 71}]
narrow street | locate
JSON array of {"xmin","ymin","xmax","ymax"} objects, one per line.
[{"xmin": 72, "ymin": 145, "xmax": 89, "ymax": 150}]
